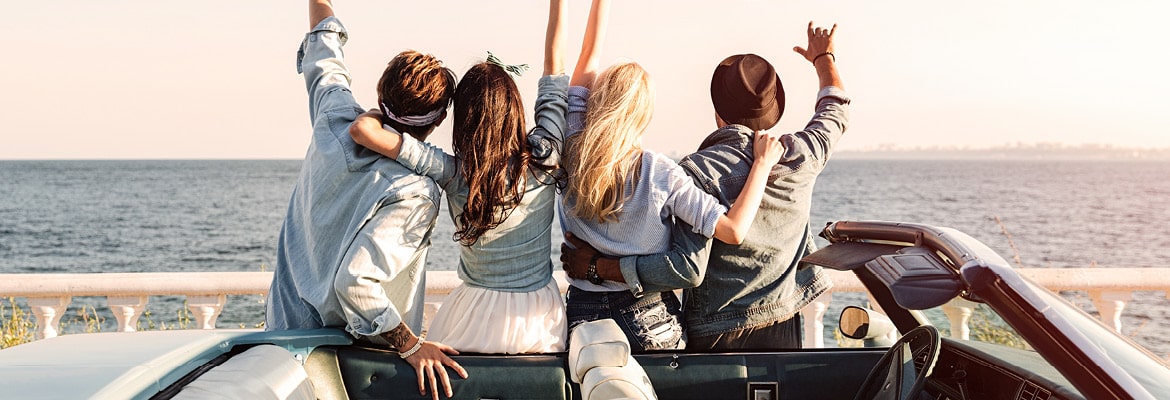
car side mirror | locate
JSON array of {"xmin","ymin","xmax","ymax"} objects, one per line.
[{"xmin": 839, "ymin": 306, "xmax": 896, "ymax": 346}]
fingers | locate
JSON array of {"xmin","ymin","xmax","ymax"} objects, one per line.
[
  {"xmin": 427, "ymin": 364, "xmax": 440, "ymax": 400},
  {"xmin": 436, "ymin": 363, "xmax": 452, "ymax": 399},
  {"xmin": 806, "ymin": 21, "xmax": 814, "ymax": 37},
  {"xmin": 565, "ymin": 233, "xmax": 588, "ymax": 248},
  {"xmin": 416, "ymin": 362, "xmax": 426, "ymax": 396},
  {"xmin": 445, "ymin": 357, "xmax": 469, "ymax": 379},
  {"xmin": 829, "ymin": 23, "xmax": 838, "ymax": 37},
  {"xmin": 793, "ymin": 46, "xmax": 807, "ymax": 57}
]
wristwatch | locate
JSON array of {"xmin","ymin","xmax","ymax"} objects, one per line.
[{"xmin": 587, "ymin": 253, "xmax": 604, "ymax": 285}]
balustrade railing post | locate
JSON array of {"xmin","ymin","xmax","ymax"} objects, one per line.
[
  {"xmin": 186, "ymin": 295, "xmax": 226, "ymax": 329},
  {"xmin": 27, "ymin": 297, "xmax": 71, "ymax": 340},
  {"xmin": 1088, "ymin": 290, "xmax": 1131, "ymax": 333},
  {"xmin": 801, "ymin": 292, "xmax": 831, "ymax": 348},
  {"xmin": 941, "ymin": 298, "xmax": 978, "ymax": 340},
  {"xmin": 108, "ymin": 296, "xmax": 149, "ymax": 332}
]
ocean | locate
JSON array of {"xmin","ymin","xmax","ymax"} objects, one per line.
[{"xmin": 2, "ymin": 159, "xmax": 1169, "ymax": 354}]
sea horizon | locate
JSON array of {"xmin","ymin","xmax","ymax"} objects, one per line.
[{"xmin": 3, "ymin": 158, "xmax": 1169, "ymax": 355}]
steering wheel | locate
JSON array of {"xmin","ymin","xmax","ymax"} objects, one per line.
[{"xmin": 852, "ymin": 325, "xmax": 941, "ymax": 400}]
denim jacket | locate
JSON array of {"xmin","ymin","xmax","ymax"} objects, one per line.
[
  {"xmin": 617, "ymin": 86, "xmax": 850, "ymax": 337},
  {"xmin": 266, "ymin": 16, "xmax": 441, "ymax": 339},
  {"xmin": 393, "ymin": 75, "xmax": 569, "ymax": 292}
]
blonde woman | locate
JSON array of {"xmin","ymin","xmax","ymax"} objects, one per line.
[{"xmin": 560, "ymin": 0, "xmax": 785, "ymax": 351}]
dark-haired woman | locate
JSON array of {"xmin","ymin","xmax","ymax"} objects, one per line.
[{"xmin": 347, "ymin": 0, "xmax": 569, "ymax": 354}]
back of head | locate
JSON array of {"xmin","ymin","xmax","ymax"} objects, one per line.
[
  {"xmin": 710, "ymin": 54, "xmax": 785, "ymax": 131},
  {"xmin": 377, "ymin": 51, "xmax": 457, "ymax": 139},
  {"xmin": 450, "ymin": 62, "xmax": 528, "ymax": 246},
  {"xmin": 566, "ymin": 62, "xmax": 655, "ymax": 223}
]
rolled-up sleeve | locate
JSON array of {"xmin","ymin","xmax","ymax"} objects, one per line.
[
  {"xmin": 528, "ymin": 74, "xmax": 570, "ymax": 169},
  {"xmin": 663, "ymin": 162, "xmax": 727, "ymax": 238},
  {"xmin": 396, "ymin": 132, "xmax": 458, "ymax": 189},
  {"xmin": 565, "ymin": 86, "xmax": 590, "ymax": 139},
  {"xmin": 297, "ymin": 16, "xmax": 352, "ymax": 118},
  {"xmin": 333, "ymin": 193, "xmax": 438, "ymax": 338},
  {"xmin": 788, "ymin": 86, "xmax": 851, "ymax": 164}
]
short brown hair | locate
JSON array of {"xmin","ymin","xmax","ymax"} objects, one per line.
[{"xmin": 377, "ymin": 50, "xmax": 457, "ymax": 138}]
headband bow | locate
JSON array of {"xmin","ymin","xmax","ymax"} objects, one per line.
[{"xmin": 486, "ymin": 51, "xmax": 529, "ymax": 77}]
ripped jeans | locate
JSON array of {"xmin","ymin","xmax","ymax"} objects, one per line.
[{"xmin": 565, "ymin": 286, "xmax": 684, "ymax": 352}]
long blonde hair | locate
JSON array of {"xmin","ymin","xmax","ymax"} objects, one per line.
[{"xmin": 565, "ymin": 62, "xmax": 655, "ymax": 223}]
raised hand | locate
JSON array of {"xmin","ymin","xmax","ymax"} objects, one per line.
[{"xmin": 793, "ymin": 21, "xmax": 837, "ymax": 65}]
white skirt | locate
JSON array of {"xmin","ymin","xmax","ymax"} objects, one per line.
[{"xmin": 426, "ymin": 278, "xmax": 567, "ymax": 354}]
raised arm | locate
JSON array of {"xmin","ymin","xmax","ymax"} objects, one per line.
[
  {"xmin": 711, "ymin": 132, "xmax": 784, "ymax": 244},
  {"xmin": 789, "ymin": 22, "xmax": 849, "ymax": 164},
  {"xmin": 309, "ymin": 0, "xmax": 335, "ymax": 29},
  {"xmin": 793, "ymin": 22, "xmax": 843, "ymax": 90},
  {"xmin": 570, "ymin": 0, "xmax": 610, "ymax": 88},
  {"xmin": 544, "ymin": 0, "xmax": 566, "ymax": 76}
]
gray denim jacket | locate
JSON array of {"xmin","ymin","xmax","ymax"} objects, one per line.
[{"xmin": 616, "ymin": 86, "xmax": 850, "ymax": 337}]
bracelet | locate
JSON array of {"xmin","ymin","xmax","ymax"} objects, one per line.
[
  {"xmin": 399, "ymin": 337, "xmax": 424, "ymax": 359},
  {"xmin": 813, "ymin": 52, "xmax": 836, "ymax": 65},
  {"xmin": 586, "ymin": 253, "xmax": 605, "ymax": 285}
]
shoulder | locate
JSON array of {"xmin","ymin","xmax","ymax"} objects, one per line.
[{"xmin": 371, "ymin": 159, "xmax": 442, "ymax": 203}]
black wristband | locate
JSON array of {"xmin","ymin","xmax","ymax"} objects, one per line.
[{"xmin": 813, "ymin": 52, "xmax": 836, "ymax": 64}]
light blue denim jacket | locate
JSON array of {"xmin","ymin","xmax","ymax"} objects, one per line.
[
  {"xmin": 394, "ymin": 74, "xmax": 569, "ymax": 292},
  {"xmin": 618, "ymin": 86, "xmax": 850, "ymax": 337},
  {"xmin": 265, "ymin": 17, "xmax": 441, "ymax": 339}
]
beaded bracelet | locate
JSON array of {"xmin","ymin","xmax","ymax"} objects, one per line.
[
  {"xmin": 399, "ymin": 338, "xmax": 424, "ymax": 359},
  {"xmin": 813, "ymin": 52, "xmax": 836, "ymax": 64}
]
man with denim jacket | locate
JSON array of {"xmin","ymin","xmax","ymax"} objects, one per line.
[
  {"xmin": 266, "ymin": 1, "xmax": 466, "ymax": 398},
  {"xmin": 562, "ymin": 22, "xmax": 848, "ymax": 349}
]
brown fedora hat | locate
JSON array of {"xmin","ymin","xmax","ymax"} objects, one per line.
[{"xmin": 710, "ymin": 54, "xmax": 785, "ymax": 131}]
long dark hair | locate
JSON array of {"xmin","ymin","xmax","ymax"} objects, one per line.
[{"xmin": 450, "ymin": 62, "xmax": 528, "ymax": 246}]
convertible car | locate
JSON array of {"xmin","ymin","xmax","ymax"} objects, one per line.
[{"xmin": 2, "ymin": 221, "xmax": 1167, "ymax": 399}]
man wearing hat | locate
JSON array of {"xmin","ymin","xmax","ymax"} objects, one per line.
[{"xmin": 561, "ymin": 22, "xmax": 848, "ymax": 349}]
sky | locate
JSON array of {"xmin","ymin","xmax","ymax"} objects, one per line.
[{"xmin": 2, "ymin": 0, "xmax": 1168, "ymax": 160}]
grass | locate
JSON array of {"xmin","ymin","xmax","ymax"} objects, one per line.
[{"xmin": 1, "ymin": 298, "xmax": 35, "ymax": 349}]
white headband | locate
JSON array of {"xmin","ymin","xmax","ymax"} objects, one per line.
[{"xmin": 379, "ymin": 101, "xmax": 445, "ymax": 127}]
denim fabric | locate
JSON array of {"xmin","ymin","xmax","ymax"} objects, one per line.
[
  {"xmin": 393, "ymin": 75, "xmax": 568, "ymax": 292},
  {"xmin": 618, "ymin": 87, "xmax": 850, "ymax": 342},
  {"xmin": 685, "ymin": 314, "xmax": 803, "ymax": 350},
  {"xmin": 565, "ymin": 287, "xmax": 684, "ymax": 352},
  {"xmin": 265, "ymin": 16, "xmax": 440, "ymax": 339}
]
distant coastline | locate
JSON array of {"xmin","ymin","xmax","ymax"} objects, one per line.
[{"xmin": 833, "ymin": 143, "xmax": 1170, "ymax": 161}]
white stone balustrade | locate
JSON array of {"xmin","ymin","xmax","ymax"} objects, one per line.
[{"xmin": 2, "ymin": 268, "xmax": 1169, "ymax": 346}]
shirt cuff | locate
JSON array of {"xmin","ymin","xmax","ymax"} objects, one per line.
[
  {"xmin": 618, "ymin": 256, "xmax": 645, "ymax": 297},
  {"xmin": 568, "ymin": 86, "xmax": 590, "ymax": 111},
  {"xmin": 696, "ymin": 204, "xmax": 728, "ymax": 238},
  {"xmin": 297, "ymin": 16, "xmax": 348, "ymax": 74},
  {"xmin": 817, "ymin": 86, "xmax": 850, "ymax": 104},
  {"xmin": 397, "ymin": 127, "xmax": 423, "ymax": 166},
  {"xmin": 346, "ymin": 307, "xmax": 404, "ymax": 339},
  {"xmin": 541, "ymin": 74, "xmax": 571, "ymax": 91}
]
